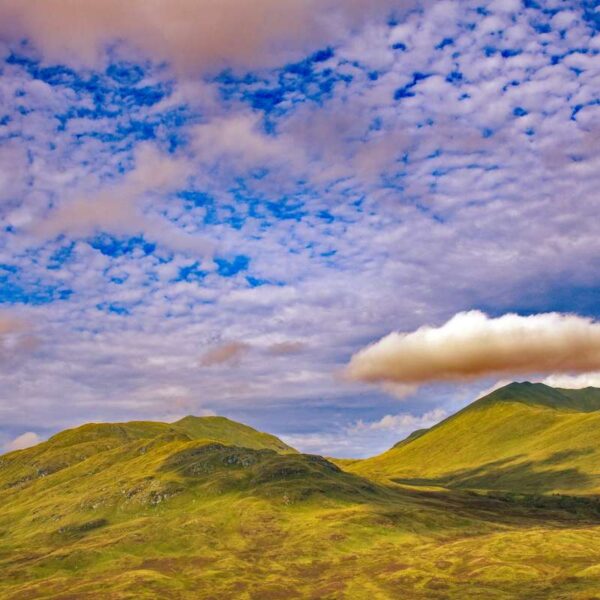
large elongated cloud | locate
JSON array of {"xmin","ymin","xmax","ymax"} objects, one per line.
[
  {"xmin": 0, "ymin": 0, "xmax": 418, "ymax": 72},
  {"xmin": 347, "ymin": 311, "xmax": 600, "ymax": 386}
]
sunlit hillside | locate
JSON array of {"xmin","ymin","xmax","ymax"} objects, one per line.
[
  {"xmin": 3, "ymin": 387, "xmax": 600, "ymax": 599},
  {"xmin": 350, "ymin": 383, "xmax": 600, "ymax": 495}
]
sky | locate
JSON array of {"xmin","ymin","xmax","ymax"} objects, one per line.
[{"xmin": 0, "ymin": 0, "xmax": 599, "ymax": 457}]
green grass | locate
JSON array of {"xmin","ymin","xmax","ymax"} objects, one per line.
[
  {"xmin": 3, "ymin": 388, "xmax": 600, "ymax": 598},
  {"xmin": 350, "ymin": 382, "xmax": 600, "ymax": 495},
  {"xmin": 173, "ymin": 415, "xmax": 297, "ymax": 453}
]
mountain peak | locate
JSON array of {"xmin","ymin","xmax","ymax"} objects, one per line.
[
  {"xmin": 481, "ymin": 381, "xmax": 600, "ymax": 413},
  {"xmin": 172, "ymin": 414, "xmax": 297, "ymax": 453}
]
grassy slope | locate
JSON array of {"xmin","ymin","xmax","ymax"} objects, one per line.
[
  {"xmin": 4, "ymin": 392, "xmax": 600, "ymax": 598},
  {"xmin": 0, "ymin": 416, "xmax": 294, "ymax": 491},
  {"xmin": 173, "ymin": 415, "xmax": 297, "ymax": 453},
  {"xmin": 351, "ymin": 383, "xmax": 600, "ymax": 495}
]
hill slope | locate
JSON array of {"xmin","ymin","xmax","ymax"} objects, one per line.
[
  {"xmin": 4, "ymin": 409, "xmax": 600, "ymax": 598},
  {"xmin": 350, "ymin": 382, "xmax": 600, "ymax": 495},
  {"xmin": 0, "ymin": 416, "xmax": 295, "ymax": 492},
  {"xmin": 173, "ymin": 415, "xmax": 296, "ymax": 453}
]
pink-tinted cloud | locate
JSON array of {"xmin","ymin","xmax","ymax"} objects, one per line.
[
  {"xmin": 29, "ymin": 143, "xmax": 213, "ymax": 255},
  {"xmin": 0, "ymin": 313, "xmax": 38, "ymax": 360},
  {"xmin": 200, "ymin": 341, "xmax": 250, "ymax": 366},
  {"xmin": 0, "ymin": 0, "xmax": 419, "ymax": 73},
  {"xmin": 267, "ymin": 341, "xmax": 306, "ymax": 355}
]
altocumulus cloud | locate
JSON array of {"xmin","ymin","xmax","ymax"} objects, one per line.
[
  {"xmin": 0, "ymin": 313, "xmax": 38, "ymax": 360},
  {"xmin": 347, "ymin": 311, "xmax": 600, "ymax": 387}
]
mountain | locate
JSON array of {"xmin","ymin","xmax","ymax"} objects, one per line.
[
  {"xmin": 173, "ymin": 415, "xmax": 297, "ymax": 453},
  {"xmin": 0, "ymin": 415, "xmax": 400, "ymax": 598},
  {"xmin": 0, "ymin": 416, "xmax": 295, "ymax": 492},
  {"xmin": 350, "ymin": 382, "xmax": 600, "ymax": 495},
  {"xmin": 4, "ymin": 397, "xmax": 600, "ymax": 598}
]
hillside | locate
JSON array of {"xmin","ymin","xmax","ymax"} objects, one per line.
[
  {"xmin": 173, "ymin": 415, "xmax": 297, "ymax": 453},
  {"xmin": 350, "ymin": 383, "xmax": 600, "ymax": 495},
  {"xmin": 0, "ymin": 416, "xmax": 295, "ymax": 494},
  {"xmin": 4, "ymin": 397, "xmax": 600, "ymax": 598}
]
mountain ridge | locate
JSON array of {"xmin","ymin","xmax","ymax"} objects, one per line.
[
  {"xmin": 4, "ymin": 383, "xmax": 600, "ymax": 598},
  {"xmin": 349, "ymin": 382, "xmax": 600, "ymax": 495}
]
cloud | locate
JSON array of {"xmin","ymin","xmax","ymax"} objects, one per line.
[
  {"xmin": 0, "ymin": 0, "xmax": 418, "ymax": 73},
  {"xmin": 32, "ymin": 143, "xmax": 184, "ymax": 237},
  {"xmin": 1, "ymin": 1, "xmax": 600, "ymax": 460},
  {"xmin": 284, "ymin": 408, "xmax": 448, "ymax": 456},
  {"xmin": 200, "ymin": 342, "xmax": 250, "ymax": 367},
  {"xmin": 0, "ymin": 313, "xmax": 38, "ymax": 360},
  {"xmin": 379, "ymin": 382, "xmax": 419, "ymax": 400},
  {"xmin": 5, "ymin": 431, "xmax": 41, "ymax": 452},
  {"xmin": 191, "ymin": 113, "xmax": 306, "ymax": 172},
  {"xmin": 0, "ymin": 313, "xmax": 23, "ymax": 336},
  {"xmin": 267, "ymin": 341, "xmax": 306, "ymax": 355},
  {"xmin": 347, "ymin": 311, "xmax": 600, "ymax": 386},
  {"xmin": 542, "ymin": 372, "xmax": 600, "ymax": 390},
  {"xmin": 29, "ymin": 143, "xmax": 213, "ymax": 255},
  {"xmin": 350, "ymin": 407, "xmax": 447, "ymax": 432}
]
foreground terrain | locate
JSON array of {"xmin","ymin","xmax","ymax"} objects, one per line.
[{"xmin": 2, "ymin": 385, "xmax": 600, "ymax": 599}]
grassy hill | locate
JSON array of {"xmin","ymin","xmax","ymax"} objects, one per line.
[
  {"xmin": 4, "ymin": 394, "xmax": 600, "ymax": 598},
  {"xmin": 173, "ymin": 415, "xmax": 296, "ymax": 453},
  {"xmin": 0, "ymin": 416, "xmax": 295, "ymax": 495},
  {"xmin": 350, "ymin": 382, "xmax": 600, "ymax": 495}
]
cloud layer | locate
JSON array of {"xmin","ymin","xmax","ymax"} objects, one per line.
[
  {"xmin": 0, "ymin": 0, "xmax": 414, "ymax": 73},
  {"xmin": 0, "ymin": 0, "xmax": 599, "ymax": 457},
  {"xmin": 347, "ymin": 311, "xmax": 600, "ymax": 386}
]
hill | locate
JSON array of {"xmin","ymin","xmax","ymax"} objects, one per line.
[
  {"xmin": 350, "ymin": 382, "xmax": 600, "ymax": 495},
  {"xmin": 4, "ymin": 401, "xmax": 600, "ymax": 598},
  {"xmin": 0, "ymin": 416, "xmax": 295, "ymax": 493},
  {"xmin": 173, "ymin": 415, "xmax": 296, "ymax": 453}
]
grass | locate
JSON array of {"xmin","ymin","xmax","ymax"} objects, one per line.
[
  {"xmin": 3, "ymin": 385, "xmax": 600, "ymax": 598},
  {"xmin": 350, "ymin": 382, "xmax": 600, "ymax": 495}
]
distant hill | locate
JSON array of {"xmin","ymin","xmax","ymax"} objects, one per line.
[
  {"xmin": 477, "ymin": 381, "xmax": 600, "ymax": 412},
  {"xmin": 173, "ymin": 415, "xmax": 297, "ymax": 453},
  {"xmin": 0, "ymin": 416, "xmax": 295, "ymax": 492},
  {"xmin": 350, "ymin": 382, "xmax": 600, "ymax": 495}
]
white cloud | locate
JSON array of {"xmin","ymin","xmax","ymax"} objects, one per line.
[
  {"xmin": 542, "ymin": 372, "xmax": 600, "ymax": 390},
  {"xmin": 347, "ymin": 311, "xmax": 600, "ymax": 386},
  {"xmin": 351, "ymin": 408, "xmax": 447, "ymax": 432},
  {"xmin": 5, "ymin": 432, "xmax": 41, "ymax": 452}
]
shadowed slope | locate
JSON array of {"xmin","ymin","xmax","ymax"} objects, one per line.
[{"xmin": 350, "ymin": 383, "xmax": 600, "ymax": 495}]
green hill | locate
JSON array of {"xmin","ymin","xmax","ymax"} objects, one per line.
[
  {"xmin": 173, "ymin": 415, "xmax": 297, "ymax": 453},
  {"xmin": 350, "ymin": 383, "xmax": 600, "ymax": 495},
  {"xmin": 0, "ymin": 416, "xmax": 295, "ymax": 493},
  {"xmin": 0, "ymin": 416, "xmax": 396, "ymax": 598},
  {"xmin": 4, "ymin": 401, "xmax": 600, "ymax": 598}
]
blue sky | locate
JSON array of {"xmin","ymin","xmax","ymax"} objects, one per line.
[{"xmin": 0, "ymin": 0, "xmax": 599, "ymax": 456}]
